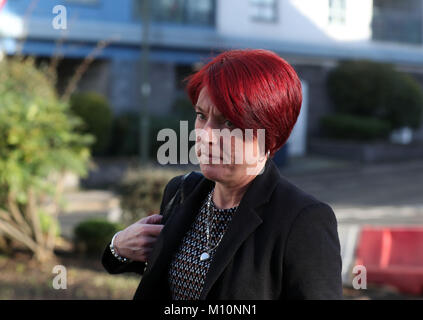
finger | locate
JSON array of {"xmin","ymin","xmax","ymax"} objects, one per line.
[
  {"xmin": 142, "ymin": 214, "xmax": 163, "ymax": 225},
  {"xmin": 132, "ymin": 250, "xmax": 152, "ymax": 263},
  {"xmin": 141, "ymin": 224, "xmax": 164, "ymax": 236},
  {"xmin": 143, "ymin": 248, "xmax": 153, "ymax": 255},
  {"xmin": 140, "ymin": 236, "xmax": 158, "ymax": 247},
  {"xmin": 133, "ymin": 247, "xmax": 152, "ymax": 256},
  {"xmin": 138, "ymin": 248, "xmax": 153, "ymax": 260}
]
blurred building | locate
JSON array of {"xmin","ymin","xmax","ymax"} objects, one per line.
[{"xmin": 1, "ymin": 0, "xmax": 423, "ymax": 155}]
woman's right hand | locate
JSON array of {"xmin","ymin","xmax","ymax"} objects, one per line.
[{"xmin": 113, "ymin": 214, "xmax": 164, "ymax": 262}]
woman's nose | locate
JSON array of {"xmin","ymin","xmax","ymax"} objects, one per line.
[{"xmin": 202, "ymin": 121, "xmax": 220, "ymax": 145}]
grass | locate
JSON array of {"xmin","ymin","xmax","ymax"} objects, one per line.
[
  {"xmin": 0, "ymin": 251, "xmax": 139, "ymax": 300},
  {"xmin": 0, "ymin": 250, "xmax": 421, "ymax": 300}
]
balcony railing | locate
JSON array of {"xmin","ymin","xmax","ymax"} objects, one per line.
[
  {"xmin": 133, "ymin": 0, "xmax": 216, "ymax": 27},
  {"xmin": 372, "ymin": 8, "xmax": 422, "ymax": 45}
]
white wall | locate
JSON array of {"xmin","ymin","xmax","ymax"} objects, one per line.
[
  {"xmin": 218, "ymin": 0, "xmax": 373, "ymax": 45},
  {"xmin": 287, "ymin": 80, "xmax": 308, "ymax": 157}
]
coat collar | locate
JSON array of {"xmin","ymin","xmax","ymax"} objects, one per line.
[{"xmin": 145, "ymin": 159, "xmax": 282, "ymax": 299}]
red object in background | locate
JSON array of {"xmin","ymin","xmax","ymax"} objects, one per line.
[
  {"xmin": 0, "ymin": 0, "xmax": 6, "ymax": 11},
  {"xmin": 355, "ymin": 226, "xmax": 423, "ymax": 295}
]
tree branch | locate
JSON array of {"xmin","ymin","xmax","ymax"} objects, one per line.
[
  {"xmin": 0, "ymin": 219, "xmax": 40, "ymax": 253},
  {"xmin": 46, "ymin": 172, "xmax": 65, "ymax": 251},
  {"xmin": 26, "ymin": 188, "xmax": 44, "ymax": 248},
  {"xmin": 60, "ymin": 39, "xmax": 111, "ymax": 102},
  {"xmin": 7, "ymin": 192, "xmax": 32, "ymax": 236}
]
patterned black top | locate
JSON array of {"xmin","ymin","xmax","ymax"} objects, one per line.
[{"xmin": 168, "ymin": 191, "xmax": 238, "ymax": 300}]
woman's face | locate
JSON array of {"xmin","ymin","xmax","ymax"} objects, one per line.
[{"xmin": 194, "ymin": 87, "xmax": 266, "ymax": 184}]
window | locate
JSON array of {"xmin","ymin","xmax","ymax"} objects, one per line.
[
  {"xmin": 249, "ymin": 0, "xmax": 278, "ymax": 23},
  {"xmin": 175, "ymin": 64, "xmax": 194, "ymax": 90},
  {"xmin": 328, "ymin": 0, "xmax": 346, "ymax": 25},
  {"xmin": 65, "ymin": 0, "xmax": 99, "ymax": 4},
  {"xmin": 372, "ymin": 0, "xmax": 422, "ymax": 45},
  {"xmin": 134, "ymin": 0, "xmax": 215, "ymax": 26}
]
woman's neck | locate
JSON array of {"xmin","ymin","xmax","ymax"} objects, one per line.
[
  {"xmin": 211, "ymin": 159, "xmax": 268, "ymax": 209},
  {"xmin": 212, "ymin": 177, "xmax": 254, "ymax": 209}
]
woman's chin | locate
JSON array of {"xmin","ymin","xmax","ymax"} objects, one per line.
[{"xmin": 199, "ymin": 163, "xmax": 233, "ymax": 181}]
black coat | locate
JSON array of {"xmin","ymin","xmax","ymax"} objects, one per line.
[{"xmin": 102, "ymin": 159, "xmax": 343, "ymax": 300}]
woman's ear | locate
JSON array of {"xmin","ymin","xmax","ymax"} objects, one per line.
[{"xmin": 259, "ymin": 150, "xmax": 269, "ymax": 162}]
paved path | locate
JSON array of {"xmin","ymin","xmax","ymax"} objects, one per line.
[
  {"xmin": 56, "ymin": 157, "xmax": 423, "ymax": 298},
  {"xmin": 282, "ymin": 158, "xmax": 423, "ymax": 291},
  {"xmin": 57, "ymin": 190, "xmax": 122, "ymax": 239},
  {"xmin": 58, "ymin": 157, "xmax": 423, "ymax": 240},
  {"xmin": 282, "ymin": 159, "xmax": 423, "ymax": 226}
]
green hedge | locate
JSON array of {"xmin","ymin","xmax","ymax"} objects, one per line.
[
  {"xmin": 172, "ymin": 97, "xmax": 196, "ymax": 123},
  {"xmin": 70, "ymin": 92, "xmax": 113, "ymax": 156},
  {"xmin": 107, "ymin": 111, "xmax": 139, "ymax": 156},
  {"xmin": 118, "ymin": 167, "xmax": 186, "ymax": 225},
  {"xmin": 106, "ymin": 96, "xmax": 196, "ymax": 157},
  {"xmin": 73, "ymin": 218, "xmax": 124, "ymax": 255},
  {"xmin": 327, "ymin": 60, "xmax": 423, "ymax": 130},
  {"xmin": 321, "ymin": 114, "xmax": 391, "ymax": 141},
  {"xmin": 107, "ymin": 112, "xmax": 195, "ymax": 158}
]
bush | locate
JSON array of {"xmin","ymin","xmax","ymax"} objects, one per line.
[
  {"xmin": 107, "ymin": 111, "xmax": 139, "ymax": 156},
  {"xmin": 70, "ymin": 92, "xmax": 113, "ymax": 155},
  {"xmin": 118, "ymin": 167, "xmax": 186, "ymax": 225},
  {"xmin": 321, "ymin": 114, "xmax": 391, "ymax": 141},
  {"xmin": 38, "ymin": 210, "xmax": 61, "ymax": 237},
  {"xmin": 106, "ymin": 96, "xmax": 196, "ymax": 157},
  {"xmin": 107, "ymin": 112, "xmax": 195, "ymax": 158},
  {"xmin": 327, "ymin": 60, "xmax": 423, "ymax": 130},
  {"xmin": 149, "ymin": 114, "xmax": 183, "ymax": 160},
  {"xmin": 74, "ymin": 218, "xmax": 124, "ymax": 255},
  {"xmin": 172, "ymin": 97, "xmax": 196, "ymax": 122},
  {"xmin": 0, "ymin": 56, "xmax": 93, "ymax": 261}
]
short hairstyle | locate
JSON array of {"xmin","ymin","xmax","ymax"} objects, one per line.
[{"xmin": 185, "ymin": 49, "xmax": 302, "ymax": 157}]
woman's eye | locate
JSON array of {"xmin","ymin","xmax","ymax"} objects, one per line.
[
  {"xmin": 224, "ymin": 119, "xmax": 234, "ymax": 128},
  {"xmin": 196, "ymin": 112, "xmax": 206, "ymax": 120}
]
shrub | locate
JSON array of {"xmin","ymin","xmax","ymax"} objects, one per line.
[
  {"xmin": 107, "ymin": 112, "xmax": 195, "ymax": 158},
  {"xmin": 327, "ymin": 60, "xmax": 423, "ymax": 130},
  {"xmin": 38, "ymin": 210, "xmax": 61, "ymax": 237},
  {"xmin": 106, "ymin": 112, "xmax": 138, "ymax": 156},
  {"xmin": 321, "ymin": 114, "xmax": 391, "ymax": 141},
  {"xmin": 118, "ymin": 167, "xmax": 186, "ymax": 225},
  {"xmin": 0, "ymin": 56, "xmax": 93, "ymax": 261},
  {"xmin": 70, "ymin": 92, "xmax": 113, "ymax": 155},
  {"xmin": 149, "ymin": 114, "xmax": 183, "ymax": 160},
  {"xmin": 172, "ymin": 97, "xmax": 196, "ymax": 122},
  {"xmin": 106, "ymin": 96, "xmax": 196, "ymax": 157},
  {"xmin": 73, "ymin": 218, "xmax": 124, "ymax": 255}
]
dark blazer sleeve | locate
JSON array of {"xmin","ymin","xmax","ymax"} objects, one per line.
[
  {"xmin": 282, "ymin": 203, "xmax": 343, "ymax": 300},
  {"xmin": 101, "ymin": 175, "xmax": 183, "ymax": 275}
]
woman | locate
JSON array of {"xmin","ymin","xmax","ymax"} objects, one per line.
[{"xmin": 102, "ymin": 49, "xmax": 343, "ymax": 300}]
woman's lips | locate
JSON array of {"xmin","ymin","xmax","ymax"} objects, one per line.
[
  {"xmin": 200, "ymin": 153, "xmax": 223, "ymax": 163},
  {"xmin": 197, "ymin": 147, "xmax": 227, "ymax": 162},
  {"xmin": 208, "ymin": 155, "xmax": 223, "ymax": 161}
]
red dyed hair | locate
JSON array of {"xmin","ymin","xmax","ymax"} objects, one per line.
[{"xmin": 185, "ymin": 49, "xmax": 302, "ymax": 157}]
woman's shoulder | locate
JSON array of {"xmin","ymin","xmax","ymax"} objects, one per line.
[
  {"xmin": 273, "ymin": 175, "xmax": 322, "ymax": 206},
  {"xmin": 161, "ymin": 171, "xmax": 204, "ymax": 207},
  {"xmin": 268, "ymin": 175, "xmax": 336, "ymax": 226}
]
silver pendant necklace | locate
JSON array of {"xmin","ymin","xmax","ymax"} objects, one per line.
[{"xmin": 199, "ymin": 188, "xmax": 237, "ymax": 261}]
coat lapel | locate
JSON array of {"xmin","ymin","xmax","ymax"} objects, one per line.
[
  {"xmin": 199, "ymin": 204, "xmax": 262, "ymax": 299},
  {"xmin": 199, "ymin": 159, "xmax": 282, "ymax": 299},
  {"xmin": 144, "ymin": 159, "xmax": 282, "ymax": 299},
  {"xmin": 144, "ymin": 174, "xmax": 214, "ymax": 277}
]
